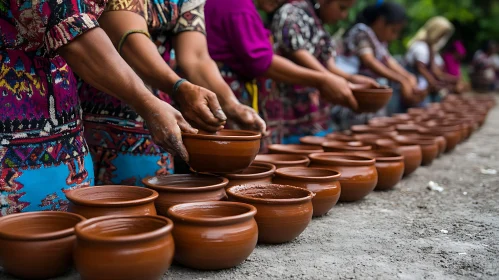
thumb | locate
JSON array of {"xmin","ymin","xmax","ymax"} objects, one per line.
[
  {"xmin": 177, "ymin": 116, "xmax": 198, "ymax": 134},
  {"xmin": 169, "ymin": 125, "xmax": 190, "ymax": 163},
  {"xmin": 205, "ymin": 90, "xmax": 227, "ymax": 121}
]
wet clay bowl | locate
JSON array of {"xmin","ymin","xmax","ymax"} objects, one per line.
[
  {"xmin": 0, "ymin": 212, "xmax": 85, "ymax": 280},
  {"xmin": 74, "ymin": 215, "xmax": 174, "ymax": 280},
  {"xmin": 222, "ymin": 162, "xmax": 276, "ymax": 189},
  {"xmin": 308, "ymin": 153, "xmax": 377, "ymax": 202},
  {"xmin": 167, "ymin": 201, "xmax": 258, "ymax": 270},
  {"xmin": 393, "ymin": 135, "xmax": 438, "ymax": 166},
  {"xmin": 325, "ymin": 132, "xmax": 356, "ymax": 142},
  {"xmin": 322, "ymin": 140, "xmax": 372, "ymax": 153},
  {"xmin": 254, "ymin": 154, "xmax": 310, "ymax": 169},
  {"xmin": 351, "ymin": 86, "xmax": 393, "ymax": 112},
  {"xmin": 66, "ymin": 186, "xmax": 158, "ymax": 219},
  {"xmin": 273, "ymin": 167, "xmax": 341, "ymax": 217},
  {"xmin": 354, "ymin": 150, "xmax": 404, "ymax": 191},
  {"xmin": 182, "ymin": 129, "xmax": 261, "ymax": 173},
  {"xmin": 142, "ymin": 174, "xmax": 228, "ymax": 216},
  {"xmin": 299, "ymin": 136, "xmax": 328, "ymax": 146},
  {"xmin": 268, "ymin": 144, "xmax": 324, "ymax": 156},
  {"xmin": 376, "ymin": 139, "xmax": 422, "ymax": 176},
  {"xmin": 351, "ymin": 124, "xmax": 397, "ymax": 137},
  {"xmin": 226, "ymin": 184, "xmax": 314, "ymax": 244}
]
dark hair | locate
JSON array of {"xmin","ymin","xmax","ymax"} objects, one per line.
[
  {"xmin": 356, "ymin": 2, "xmax": 407, "ymax": 26},
  {"xmin": 481, "ymin": 40, "xmax": 497, "ymax": 53}
]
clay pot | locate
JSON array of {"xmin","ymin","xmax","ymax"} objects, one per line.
[
  {"xmin": 392, "ymin": 113, "xmax": 414, "ymax": 122},
  {"xmin": 325, "ymin": 132, "xmax": 356, "ymax": 142},
  {"xmin": 268, "ymin": 144, "xmax": 324, "ymax": 156},
  {"xmin": 353, "ymin": 133, "xmax": 391, "ymax": 147},
  {"xmin": 74, "ymin": 215, "xmax": 174, "ymax": 280},
  {"xmin": 0, "ymin": 212, "xmax": 84, "ymax": 280},
  {"xmin": 299, "ymin": 136, "xmax": 328, "ymax": 146},
  {"xmin": 395, "ymin": 124, "xmax": 422, "ymax": 135},
  {"xmin": 375, "ymin": 139, "xmax": 422, "ymax": 176},
  {"xmin": 393, "ymin": 135, "xmax": 438, "ymax": 166},
  {"xmin": 418, "ymin": 124, "xmax": 462, "ymax": 153},
  {"xmin": 142, "ymin": 174, "xmax": 228, "ymax": 216},
  {"xmin": 254, "ymin": 154, "xmax": 310, "ymax": 169},
  {"xmin": 182, "ymin": 129, "xmax": 261, "ymax": 173},
  {"xmin": 322, "ymin": 140, "xmax": 372, "ymax": 153},
  {"xmin": 167, "ymin": 201, "xmax": 258, "ymax": 270},
  {"xmin": 351, "ymin": 86, "xmax": 393, "ymax": 112},
  {"xmin": 354, "ymin": 150, "xmax": 404, "ymax": 191},
  {"xmin": 368, "ymin": 117, "xmax": 407, "ymax": 126},
  {"xmin": 273, "ymin": 167, "xmax": 341, "ymax": 217},
  {"xmin": 351, "ymin": 124, "xmax": 397, "ymax": 137},
  {"xmin": 226, "ymin": 184, "xmax": 314, "ymax": 244},
  {"xmin": 66, "ymin": 186, "xmax": 158, "ymax": 219},
  {"xmin": 308, "ymin": 153, "xmax": 377, "ymax": 202},
  {"xmin": 397, "ymin": 134, "xmax": 446, "ymax": 157},
  {"xmin": 222, "ymin": 162, "xmax": 276, "ymax": 188}
]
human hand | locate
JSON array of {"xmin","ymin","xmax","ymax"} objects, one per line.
[
  {"xmin": 223, "ymin": 102, "xmax": 267, "ymax": 133},
  {"xmin": 318, "ymin": 74, "xmax": 358, "ymax": 110},
  {"xmin": 348, "ymin": 74, "xmax": 379, "ymax": 88}
]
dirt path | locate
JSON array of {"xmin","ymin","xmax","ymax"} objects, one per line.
[{"xmin": 2, "ymin": 98, "xmax": 498, "ymax": 280}]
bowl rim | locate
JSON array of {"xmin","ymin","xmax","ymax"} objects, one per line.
[
  {"xmin": 65, "ymin": 185, "xmax": 159, "ymax": 207},
  {"xmin": 75, "ymin": 215, "xmax": 173, "ymax": 243},
  {"xmin": 182, "ymin": 129, "xmax": 262, "ymax": 141},
  {"xmin": 392, "ymin": 135, "xmax": 437, "ymax": 146},
  {"xmin": 274, "ymin": 166, "xmax": 342, "ymax": 181},
  {"xmin": 167, "ymin": 201, "xmax": 256, "ymax": 226},
  {"xmin": 0, "ymin": 212, "xmax": 85, "ymax": 241},
  {"xmin": 308, "ymin": 152, "xmax": 376, "ymax": 166},
  {"xmin": 254, "ymin": 154, "xmax": 310, "ymax": 166},
  {"xmin": 353, "ymin": 150, "xmax": 404, "ymax": 162},
  {"xmin": 322, "ymin": 140, "xmax": 372, "ymax": 151},
  {"xmin": 221, "ymin": 162, "xmax": 276, "ymax": 179},
  {"xmin": 351, "ymin": 87, "xmax": 393, "ymax": 94},
  {"xmin": 142, "ymin": 174, "xmax": 229, "ymax": 192},
  {"xmin": 226, "ymin": 184, "xmax": 314, "ymax": 205},
  {"xmin": 268, "ymin": 144, "xmax": 324, "ymax": 154}
]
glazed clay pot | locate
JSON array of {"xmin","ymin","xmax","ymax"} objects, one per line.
[
  {"xmin": 322, "ymin": 140, "xmax": 372, "ymax": 153},
  {"xmin": 351, "ymin": 86, "xmax": 393, "ymax": 112},
  {"xmin": 376, "ymin": 139, "xmax": 422, "ymax": 176},
  {"xmin": 299, "ymin": 136, "xmax": 328, "ymax": 146},
  {"xmin": 393, "ymin": 135, "xmax": 438, "ymax": 166},
  {"xmin": 142, "ymin": 174, "xmax": 228, "ymax": 216},
  {"xmin": 226, "ymin": 184, "xmax": 314, "ymax": 244},
  {"xmin": 167, "ymin": 201, "xmax": 258, "ymax": 270},
  {"xmin": 353, "ymin": 133, "xmax": 392, "ymax": 147},
  {"xmin": 268, "ymin": 144, "xmax": 324, "ymax": 156},
  {"xmin": 254, "ymin": 154, "xmax": 310, "ymax": 169},
  {"xmin": 354, "ymin": 150, "xmax": 404, "ymax": 191},
  {"xmin": 395, "ymin": 124, "xmax": 422, "ymax": 135},
  {"xmin": 222, "ymin": 162, "xmax": 276, "ymax": 188},
  {"xmin": 368, "ymin": 117, "xmax": 407, "ymax": 126},
  {"xmin": 398, "ymin": 134, "xmax": 446, "ymax": 157},
  {"xmin": 74, "ymin": 215, "xmax": 174, "ymax": 280},
  {"xmin": 182, "ymin": 129, "xmax": 261, "ymax": 173},
  {"xmin": 273, "ymin": 167, "xmax": 341, "ymax": 217},
  {"xmin": 0, "ymin": 212, "xmax": 84, "ymax": 280},
  {"xmin": 308, "ymin": 153, "xmax": 377, "ymax": 202},
  {"xmin": 66, "ymin": 186, "xmax": 158, "ymax": 219},
  {"xmin": 325, "ymin": 132, "xmax": 356, "ymax": 142},
  {"xmin": 418, "ymin": 124, "xmax": 461, "ymax": 153},
  {"xmin": 351, "ymin": 124, "xmax": 397, "ymax": 137}
]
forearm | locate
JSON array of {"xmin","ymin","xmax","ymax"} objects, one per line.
[
  {"xmin": 326, "ymin": 58, "xmax": 353, "ymax": 80},
  {"xmin": 417, "ymin": 63, "xmax": 438, "ymax": 86},
  {"xmin": 361, "ymin": 56, "xmax": 407, "ymax": 83},
  {"xmin": 388, "ymin": 58, "xmax": 413, "ymax": 80},
  {"xmin": 264, "ymin": 55, "xmax": 323, "ymax": 87}
]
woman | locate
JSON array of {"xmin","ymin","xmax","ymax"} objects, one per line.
[
  {"xmin": 79, "ymin": 0, "xmax": 268, "ymax": 185},
  {"xmin": 405, "ymin": 16, "xmax": 458, "ymax": 100},
  {"xmin": 442, "ymin": 40, "xmax": 469, "ymax": 93},
  {"xmin": 270, "ymin": 0, "xmax": 380, "ymax": 131},
  {"xmin": 470, "ymin": 40, "xmax": 497, "ymax": 92},
  {"xmin": 0, "ymin": 0, "xmax": 195, "ymax": 214},
  {"xmin": 206, "ymin": 0, "xmax": 360, "ymax": 145}
]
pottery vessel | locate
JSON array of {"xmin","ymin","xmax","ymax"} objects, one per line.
[
  {"xmin": 351, "ymin": 86, "xmax": 393, "ymax": 112},
  {"xmin": 353, "ymin": 133, "xmax": 391, "ymax": 147},
  {"xmin": 66, "ymin": 186, "xmax": 158, "ymax": 219},
  {"xmin": 368, "ymin": 117, "xmax": 407, "ymax": 126},
  {"xmin": 354, "ymin": 150, "xmax": 405, "ymax": 190},
  {"xmin": 395, "ymin": 124, "xmax": 421, "ymax": 135},
  {"xmin": 268, "ymin": 144, "xmax": 324, "ymax": 156},
  {"xmin": 325, "ymin": 132, "xmax": 356, "ymax": 142},
  {"xmin": 222, "ymin": 162, "xmax": 276, "ymax": 188},
  {"xmin": 182, "ymin": 129, "xmax": 261, "ymax": 173},
  {"xmin": 418, "ymin": 124, "xmax": 461, "ymax": 153},
  {"xmin": 74, "ymin": 215, "xmax": 174, "ymax": 280},
  {"xmin": 226, "ymin": 184, "xmax": 314, "ymax": 244},
  {"xmin": 375, "ymin": 139, "xmax": 422, "ymax": 176},
  {"xmin": 322, "ymin": 140, "xmax": 372, "ymax": 153},
  {"xmin": 393, "ymin": 135, "xmax": 438, "ymax": 166},
  {"xmin": 254, "ymin": 154, "xmax": 310, "ymax": 169},
  {"xmin": 167, "ymin": 201, "xmax": 258, "ymax": 270},
  {"xmin": 351, "ymin": 124, "xmax": 397, "ymax": 137},
  {"xmin": 142, "ymin": 174, "xmax": 228, "ymax": 216},
  {"xmin": 299, "ymin": 136, "xmax": 328, "ymax": 146},
  {"xmin": 0, "ymin": 212, "xmax": 84, "ymax": 280},
  {"xmin": 397, "ymin": 134, "xmax": 446, "ymax": 157},
  {"xmin": 273, "ymin": 167, "xmax": 341, "ymax": 216},
  {"xmin": 308, "ymin": 153, "xmax": 377, "ymax": 202}
]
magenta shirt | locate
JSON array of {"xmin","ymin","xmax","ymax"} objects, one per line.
[{"xmin": 205, "ymin": 0, "xmax": 274, "ymax": 79}]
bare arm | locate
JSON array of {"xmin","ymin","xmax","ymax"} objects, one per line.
[{"xmin": 359, "ymin": 53, "xmax": 407, "ymax": 84}]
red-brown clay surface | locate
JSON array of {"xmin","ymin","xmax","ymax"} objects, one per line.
[
  {"xmin": 354, "ymin": 150, "xmax": 405, "ymax": 191},
  {"xmin": 322, "ymin": 140, "xmax": 372, "ymax": 152},
  {"xmin": 376, "ymin": 139, "xmax": 423, "ymax": 176},
  {"xmin": 254, "ymin": 154, "xmax": 310, "ymax": 169},
  {"xmin": 352, "ymin": 86, "xmax": 392, "ymax": 112},
  {"xmin": 222, "ymin": 162, "xmax": 276, "ymax": 188},
  {"xmin": 268, "ymin": 144, "xmax": 324, "ymax": 156}
]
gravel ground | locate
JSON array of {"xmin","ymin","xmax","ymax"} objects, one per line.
[{"xmin": 2, "ymin": 96, "xmax": 498, "ymax": 280}]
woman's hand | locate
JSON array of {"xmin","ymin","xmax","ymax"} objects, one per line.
[
  {"xmin": 348, "ymin": 75, "xmax": 379, "ymax": 88},
  {"xmin": 400, "ymin": 81, "xmax": 418, "ymax": 105},
  {"xmin": 223, "ymin": 102, "xmax": 267, "ymax": 133},
  {"xmin": 174, "ymin": 81, "xmax": 227, "ymax": 132},
  {"xmin": 318, "ymin": 74, "xmax": 358, "ymax": 110}
]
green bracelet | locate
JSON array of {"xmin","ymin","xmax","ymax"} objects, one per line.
[
  {"xmin": 173, "ymin": 78, "xmax": 188, "ymax": 95},
  {"xmin": 118, "ymin": 29, "xmax": 151, "ymax": 55}
]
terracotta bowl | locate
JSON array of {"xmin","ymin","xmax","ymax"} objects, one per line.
[
  {"xmin": 397, "ymin": 134, "xmax": 446, "ymax": 157},
  {"xmin": 393, "ymin": 135, "xmax": 438, "ymax": 166},
  {"xmin": 222, "ymin": 162, "xmax": 276, "ymax": 189},
  {"xmin": 167, "ymin": 201, "xmax": 258, "ymax": 270},
  {"xmin": 351, "ymin": 124, "xmax": 397, "ymax": 137},
  {"xmin": 74, "ymin": 215, "xmax": 174, "ymax": 280},
  {"xmin": 418, "ymin": 124, "xmax": 461, "ymax": 153},
  {"xmin": 0, "ymin": 212, "xmax": 85, "ymax": 279},
  {"xmin": 395, "ymin": 124, "xmax": 422, "ymax": 135},
  {"xmin": 376, "ymin": 139, "xmax": 422, "ymax": 176},
  {"xmin": 368, "ymin": 117, "xmax": 407, "ymax": 126},
  {"xmin": 353, "ymin": 133, "xmax": 392, "ymax": 147},
  {"xmin": 66, "ymin": 186, "xmax": 158, "ymax": 219},
  {"xmin": 352, "ymin": 86, "xmax": 393, "ymax": 112},
  {"xmin": 299, "ymin": 136, "xmax": 328, "ymax": 146},
  {"xmin": 268, "ymin": 144, "xmax": 324, "ymax": 156},
  {"xmin": 226, "ymin": 184, "xmax": 314, "ymax": 244},
  {"xmin": 142, "ymin": 174, "xmax": 228, "ymax": 216},
  {"xmin": 354, "ymin": 150, "xmax": 404, "ymax": 191},
  {"xmin": 392, "ymin": 113, "xmax": 414, "ymax": 122},
  {"xmin": 273, "ymin": 167, "xmax": 341, "ymax": 217},
  {"xmin": 182, "ymin": 129, "xmax": 261, "ymax": 173},
  {"xmin": 322, "ymin": 140, "xmax": 372, "ymax": 153},
  {"xmin": 254, "ymin": 154, "xmax": 310, "ymax": 169},
  {"xmin": 308, "ymin": 153, "xmax": 377, "ymax": 202},
  {"xmin": 325, "ymin": 132, "xmax": 356, "ymax": 142}
]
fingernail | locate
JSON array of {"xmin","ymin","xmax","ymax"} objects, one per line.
[{"xmin": 216, "ymin": 109, "xmax": 227, "ymax": 121}]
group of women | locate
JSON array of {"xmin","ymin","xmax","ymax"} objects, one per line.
[{"xmin": 0, "ymin": 0, "xmax": 476, "ymax": 215}]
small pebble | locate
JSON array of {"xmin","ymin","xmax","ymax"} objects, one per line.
[{"xmin": 440, "ymin": 229, "xmax": 449, "ymax": 234}]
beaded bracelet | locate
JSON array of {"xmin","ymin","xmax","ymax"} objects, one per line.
[
  {"xmin": 173, "ymin": 78, "xmax": 188, "ymax": 95},
  {"xmin": 118, "ymin": 30, "xmax": 151, "ymax": 55}
]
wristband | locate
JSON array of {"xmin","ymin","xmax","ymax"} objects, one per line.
[{"xmin": 173, "ymin": 78, "xmax": 188, "ymax": 95}]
